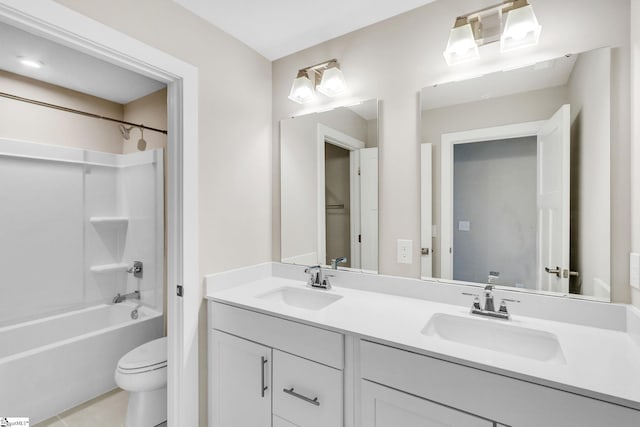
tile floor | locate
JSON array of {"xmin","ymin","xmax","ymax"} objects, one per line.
[
  {"xmin": 33, "ymin": 388, "xmax": 167, "ymax": 427},
  {"xmin": 34, "ymin": 389, "xmax": 129, "ymax": 427}
]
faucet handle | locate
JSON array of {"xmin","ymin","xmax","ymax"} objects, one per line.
[
  {"xmin": 462, "ymin": 292, "xmax": 481, "ymax": 310},
  {"xmin": 498, "ymin": 298, "xmax": 520, "ymax": 314},
  {"xmin": 304, "ymin": 265, "xmax": 321, "ymax": 273}
]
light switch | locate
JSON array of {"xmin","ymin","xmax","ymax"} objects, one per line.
[
  {"xmin": 458, "ymin": 221, "xmax": 471, "ymax": 232},
  {"xmin": 397, "ymin": 239, "xmax": 412, "ymax": 264},
  {"xmin": 631, "ymin": 253, "xmax": 640, "ymax": 290}
]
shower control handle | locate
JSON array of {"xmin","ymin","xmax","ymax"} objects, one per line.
[{"xmin": 128, "ymin": 261, "xmax": 143, "ymax": 278}]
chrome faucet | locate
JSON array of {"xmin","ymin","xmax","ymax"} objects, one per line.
[
  {"xmin": 463, "ymin": 285, "xmax": 519, "ymax": 320},
  {"xmin": 331, "ymin": 256, "xmax": 347, "ymax": 270},
  {"xmin": 304, "ymin": 265, "xmax": 332, "ymax": 290},
  {"xmin": 113, "ymin": 290, "xmax": 140, "ymax": 304},
  {"xmin": 483, "ymin": 285, "xmax": 496, "ymax": 312}
]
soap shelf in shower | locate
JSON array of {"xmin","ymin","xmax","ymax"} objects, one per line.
[
  {"xmin": 90, "ymin": 263, "xmax": 129, "ymax": 273},
  {"xmin": 89, "ymin": 216, "xmax": 129, "ymax": 226}
]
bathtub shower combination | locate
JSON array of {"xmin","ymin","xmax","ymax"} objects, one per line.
[{"xmin": 0, "ymin": 138, "xmax": 164, "ymax": 424}]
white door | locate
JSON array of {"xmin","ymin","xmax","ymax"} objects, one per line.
[
  {"xmin": 210, "ymin": 330, "xmax": 271, "ymax": 427},
  {"xmin": 360, "ymin": 147, "xmax": 378, "ymax": 271},
  {"xmin": 361, "ymin": 380, "xmax": 492, "ymax": 427},
  {"xmin": 537, "ymin": 104, "xmax": 571, "ymax": 293},
  {"xmin": 421, "ymin": 143, "xmax": 433, "ymax": 279}
]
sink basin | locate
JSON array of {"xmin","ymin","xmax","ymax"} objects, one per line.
[
  {"xmin": 422, "ymin": 313, "xmax": 565, "ymax": 363},
  {"xmin": 256, "ymin": 286, "xmax": 343, "ymax": 311}
]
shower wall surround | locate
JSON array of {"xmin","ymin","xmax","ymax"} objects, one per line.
[{"xmin": 0, "ymin": 138, "xmax": 164, "ymax": 326}]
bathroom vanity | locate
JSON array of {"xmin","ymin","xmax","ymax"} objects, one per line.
[{"xmin": 207, "ymin": 263, "xmax": 640, "ymax": 427}]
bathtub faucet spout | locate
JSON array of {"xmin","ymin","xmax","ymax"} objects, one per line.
[{"xmin": 113, "ymin": 290, "xmax": 140, "ymax": 304}]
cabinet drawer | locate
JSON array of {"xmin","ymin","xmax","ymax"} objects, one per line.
[
  {"xmin": 211, "ymin": 302, "xmax": 343, "ymax": 369},
  {"xmin": 360, "ymin": 340, "xmax": 640, "ymax": 427},
  {"xmin": 273, "ymin": 350, "xmax": 343, "ymax": 427}
]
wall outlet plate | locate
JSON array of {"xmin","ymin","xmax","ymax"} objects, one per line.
[
  {"xmin": 631, "ymin": 253, "xmax": 640, "ymax": 290},
  {"xmin": 397, "ymin": 239, "xmax": 413, "ymax": 264}
]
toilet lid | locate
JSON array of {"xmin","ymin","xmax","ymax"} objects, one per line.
[{"xmin": 118, "ymin": 336, "xmax": 167, "ymax": 373}]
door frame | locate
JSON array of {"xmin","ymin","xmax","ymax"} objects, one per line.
[
  {"xmin": 0, "ymin": 2, "xmax": 199, "ymax": 425},
  {"xmin": 420, "ymin": 143, "xmax": 433, "ymax": 279},
  {"xmin": 440, "ymin": 121, "xmax": 544, "ymax": 279},
  {"xmin": 316, "ymin": 124, "xmax": 364, "ymax": 266}
]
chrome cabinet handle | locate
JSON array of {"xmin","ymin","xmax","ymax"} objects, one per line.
[
  {"xmin": 261, "ymin": 357, "xmax": 268, "ymax": 398},
  {"xmin": 283, "ymin": 387, "xmax": 320, "ymax": 406}
]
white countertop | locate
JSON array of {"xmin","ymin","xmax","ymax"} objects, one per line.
[{"xmin": 205, "ymin": 264, "xmax": 640, "ymax": 411}]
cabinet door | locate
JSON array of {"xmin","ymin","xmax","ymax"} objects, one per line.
[
  {"xmin": 210, "ymin": 330, "xmax": 271, "ymax": 427},
  {"xmin": 361, "ymin": 380, "xmax": 493, "ymax": 427}
]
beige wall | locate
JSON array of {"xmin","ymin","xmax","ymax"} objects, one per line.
[
  {"xmin": 272, "ymin": 0, "xmax": 631, "ymax": 298},
  {"xmin": 0, "ymin": 70, "xmax": 123, "ymax": 152},
  {"xmin": 122, "ymin": 88, "xmax": 167, "ymax": 154},
  {"xmin": 568, "ymin": 49, "xmax": 611, "ymax": 297}
]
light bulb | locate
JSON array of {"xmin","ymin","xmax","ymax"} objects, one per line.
[{"xmin": 318, "ymin": 65, "xmax": 348, "ymax": 97}]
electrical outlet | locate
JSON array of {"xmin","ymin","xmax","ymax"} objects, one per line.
[
  {"xmin": 458, "ymin": 221, "xmax": 471, "ymax": 232},
  {"xmin": 397, "ymin": 239, "xmax": 413, "ymax": 264},
  {"xmin": 631, "ymin": 253, "xmax": 640, "ymax": 290}
]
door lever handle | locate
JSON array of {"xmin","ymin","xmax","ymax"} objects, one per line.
[{"xmin": 544, "ymin": 266, "xmax": 561, "ymax": 278}]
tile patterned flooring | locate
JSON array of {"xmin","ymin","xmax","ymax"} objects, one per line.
[
  {"xmin": 34, "ymin": 389, "xmax": 129, "ymax": 427},
  {"xmin": 34, "ymin": 388, "xmax": 167, "ymax": 427}
]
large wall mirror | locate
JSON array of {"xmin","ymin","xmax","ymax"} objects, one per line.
[
  {"xmin": 421, "ymin": 47, "xmax": 612, "ymax": 301},
  {"xmin": 281, "ymin": 99, "xmax": 379, "ymax": 272}
]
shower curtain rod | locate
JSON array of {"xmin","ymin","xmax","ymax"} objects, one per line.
[{"xmin": 0, "ymin": 91, "xmax": 168, "ymax": 135}]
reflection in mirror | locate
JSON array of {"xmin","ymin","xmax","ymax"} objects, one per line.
[
  {"xmin": 420, "ymin": 47, "xmax": 611, "ymax": 301},
  {"xmin": 281, "ymin": 100, "xmax": 378, "ymax": 272}
]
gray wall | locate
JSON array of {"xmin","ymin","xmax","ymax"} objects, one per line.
[{"xmin": 453, "ymin": 137, "xmax": 537, "ymax": 288}]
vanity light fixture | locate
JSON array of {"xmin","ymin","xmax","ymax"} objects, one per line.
[
  {"xmin": 443, "ymin": 0, "xmax": 541, "ymax": 66},
  {"xmin": 288, "ymin": 59, "xmax": 348, "ymax": 104},
  {"xmin": 500, "ymin": 0, "xmax": 542, "ymax": 52},
  {"xmin": 443, "ymin": 17, "xmax": 480, "ymax": 65}
]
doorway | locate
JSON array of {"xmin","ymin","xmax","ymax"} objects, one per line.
[{"xmin": 0, "ymin": 2, "xmax": 199, "ymax": 425}]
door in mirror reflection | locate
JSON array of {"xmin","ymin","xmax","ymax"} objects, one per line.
[
  {"xmin": 442, "ymin": 105, "xmax": 570, "ymax": 294},
  {"xmin": 421, "ymin": 47, "xmax": 611, "ymax": 300},
  {"xmin": 281, "ymin": 100, "xmax": 379, "ymax": 272}
]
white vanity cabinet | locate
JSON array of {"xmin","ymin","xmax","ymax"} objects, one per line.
[
  {"xmin": 210, "ymin": 330, "xmax": 271, "ymax": 427},
  {"xmin": 208, "ymin": 301, "xmax": 344, "ymax": 427},
  {"xmin": 359, "ymin": 340, "xmax": 640, "ymax": 427},
  {"xmin": 361, "ymin": 380, "xmax": 492, "ymax": 427}
]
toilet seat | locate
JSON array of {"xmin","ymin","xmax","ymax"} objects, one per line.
[{"xmin": 117, "ymin": 336, "xmax": 167, "ymax": 375}]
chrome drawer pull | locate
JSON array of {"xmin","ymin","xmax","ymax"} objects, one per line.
[
  {"xmin": 283, "ymin": 387, "xmax": 320, "ymax": 406},
  {"xmin": 261, "ymin": 357, "xmax": 268, "ymax": 398}
]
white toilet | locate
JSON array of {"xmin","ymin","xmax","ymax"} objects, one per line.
[{"xmin": 115, "ymin": 336, "xmax": 167, "ymax": 427}]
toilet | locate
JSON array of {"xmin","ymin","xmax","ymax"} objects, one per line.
[{"xmin": 115, "ymin": 336, "xmax": 167, "ymax": 427}]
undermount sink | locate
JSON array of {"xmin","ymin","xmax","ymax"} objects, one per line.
[
  {"xmin": 256, "ymin": 286, "xmax": 343, "ymax": 311},
  {"xmin": 422, "ymin": 313, "xmax": 565, "ymax": 363}
]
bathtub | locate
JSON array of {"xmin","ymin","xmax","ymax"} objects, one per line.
[{"xmin": 0, "ymin": 302, "xmax": 163, "ymax": 424}]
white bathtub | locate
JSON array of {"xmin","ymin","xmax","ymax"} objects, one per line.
[{"xmin": 0, "ymin": 302, "xmax": 163, "ymax": 424}]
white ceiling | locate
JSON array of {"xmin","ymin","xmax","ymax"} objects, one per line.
[
  {"xmin": 172, "ymin": 0, "xmax": 437, "ymax": 60},
  {"xmin": 0, "ymin": 22, "xmax": 166, "ymax": 104},
  {"xmin": 421, "ymin": 54, "xmax": 578, "ymax": 111}
]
